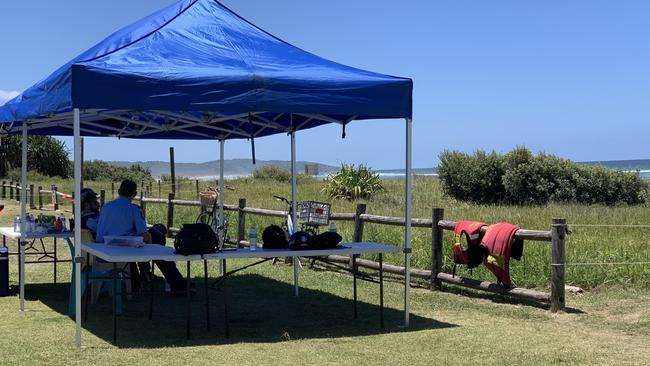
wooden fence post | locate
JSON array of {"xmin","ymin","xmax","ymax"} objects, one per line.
[
  {"xmin": 99, "ymin": 190, "xmax": 105, "ymax": 207},
  {"xmin": 431, "ymin": 208, "xmax": 444, "ymax": 290},
  {"xmin": 166, "ymin": 192, "xmax": 175, "ymax": 238},
  {"xmin": 15, "ymin": 182, "xmax": 20, "ymax": 202},
  {"xmin": 195, "ymin": 179, "xmax": 200, "ymax": 199},
  {"xmin": 158, "ymin": 179, "xmax": 161, "ymax": 198},
  {"xmin": 29, "ymin": 184, "xmax": 34, "ymax": 209},
  {"xmin": 111, "ymin": 181, "xmax": 115, "ymax": 198},
  {"xmin": 352, "ymin": 203, "xmax": 367, "ymax": 242},
  {"xmin": 1, "ymin": 181, "xmax": 5, "ymax": 198},
  {"xmin": 351, "ymin": 203, "xmax": 367, "ymax": 270},
  {"xmin": 169, "ymin": 147, "xmax": 176, "ymax": 195},
  {"xmin": 140, "ymin": 191, "xmax": 147, "ymax": 221},
  {"xmin": 9, "ymin": 181, "xmax": 13, "ymax": 200},
  {"xmin": 550, "ymin": 217, "xmax": 567, "ymax": 312},
  {"xmin": 237, "ymin": 198, "xmax": 247, "ymax": 248},
  {"xmin": 38, "ymin": 186, "xmax": 43, "ymax": 209},
  {"xmin": 52, "ymin": 185, "xmax": 59, "ymax": 210}
]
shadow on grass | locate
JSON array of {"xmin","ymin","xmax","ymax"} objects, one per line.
[
  {"xmin": 26, "ymin": 272, "xmax": 454, "ymax": 348},
  {"xmin": 439, "ymin": 283, "xmax": 586, "ymax": 314}
]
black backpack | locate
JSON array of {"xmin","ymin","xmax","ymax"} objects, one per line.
[{"xmin": 173, "ymin": 223, "xmax": 218, "ymax": 255}]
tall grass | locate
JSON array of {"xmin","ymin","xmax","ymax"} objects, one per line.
[{"xmin": 13, "ymin": 176, "xmax": 650, "ymax": 290}]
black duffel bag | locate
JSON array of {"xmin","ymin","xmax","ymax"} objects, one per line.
[{"xmin": 174, "ymin": 223, "xmax": 218, "ymax": 255}]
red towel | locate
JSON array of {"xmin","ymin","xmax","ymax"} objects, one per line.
[{"xmin": 481, "ymin": 222, "xmax": 520, "ymax": 287}]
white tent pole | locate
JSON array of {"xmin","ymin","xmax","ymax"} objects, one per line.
[
  {"xmin": 19, "ymin": 121, "xmax": 28, "ymax": 312},
  {"xmin": 73, "ymin": 108, "xmax": 82, "ymax": 347},
  {"xmin": 290, "ymin": 115, "xmax": 299, "ymax": 297},
  {"xmin": 404, "ymin": 117, "xmax": 412, "ymax": 327},
  {"xmin": 219, "ymin": 138, "xmax": 225, "ymax": 275},
  {"xmin": 219, "ymin": 139, "xmax": 225, "ymax": 225}
]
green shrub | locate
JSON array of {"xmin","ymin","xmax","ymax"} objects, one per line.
[
  {"xmin": 0, "ymin": 136, "xmax": 71, "ymax": 178},
  {"xmin": 439, "ymin": 147, "xmax": 649, "ymax": 205},
  {"xmin": 437, "ymin": 150, "xmax": 506, "ymax": 204},
  {"xmin": 253, "ymin": 166, "xmax": 292, "ymax": 182},
  {"xmin": 83, "ymin": 160, "xmax": 152, "ymax": 182},
  {"xmin": 252, "ymin": 166, "xmax": 313, "ymax": 184},
  {"xmin": 322, "ymin": 163, "xmax": 384, "ymax": 200}
]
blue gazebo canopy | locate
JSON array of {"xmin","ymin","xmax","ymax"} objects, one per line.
[{"xmin": 0, "ymin": 0, "xmax": 412, "ymax": 140}]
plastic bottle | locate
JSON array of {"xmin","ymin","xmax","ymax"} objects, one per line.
[
  {"xmin": 329, "ymin": 221, "xmax": 337, "ymax": 233},
  {"xmin": 13, "ymin": 216, "xmax": 19, "ymax": 232},
  {"xmin": 23, "ymin": 216, "xmax": 30, "ymax": 234},
  {"xmin": 249, "ymin": 227, "xmax": 257, "ymax": 251},
  {"xmin": 29, "ymin": 214, "xmax": 36, "ymax": 233}
]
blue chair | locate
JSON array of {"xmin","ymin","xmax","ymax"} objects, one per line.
[{"xmin": 65, "ymin": 234, "xmax": 124, "ymax": 317}]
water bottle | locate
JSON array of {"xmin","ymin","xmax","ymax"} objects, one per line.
[
  {"xmin": 59, "ymin": 215, "xmax": 67, "ymax": 231},
  {"xmin": 329, "ymin": 221, "xmax": 337, "ymax": 233},
  {"xmin": 249, "ymin": 227, "xmax": 257, "ymax": 251},
  {"xmin": 29, "ymin": 214, "xmax": 36, "ymax": 233},
  {"xmin": 24, "ymin": 216, "xmax": 31, "ymax": 234},
  {"xmin": 13, "ymin": 216, "xmax": 19, "ymax": 232}
]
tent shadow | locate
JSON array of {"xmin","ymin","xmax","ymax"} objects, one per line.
[
  {"xmin": 439, "ymin": 284, "xmax": 586, "ymax": 314},
  {"xmin": 26, "ymin": 273, "xmax": 455, "ymax": 348}
]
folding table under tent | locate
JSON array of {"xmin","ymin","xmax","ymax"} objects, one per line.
[{"xmin": 0, "ymin": 0, "xmax": 413, "ymax": 347}]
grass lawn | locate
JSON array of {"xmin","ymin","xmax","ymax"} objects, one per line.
[{"xmin": 0, "ymin": 201, "xmax": 649, "ymax": 365}]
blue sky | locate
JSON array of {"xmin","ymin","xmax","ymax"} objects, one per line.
[{"xmin": 1, "ymin": 0, "xmax": 649, "ymax": 168}]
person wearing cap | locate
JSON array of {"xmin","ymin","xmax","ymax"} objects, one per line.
[
  {"xmin": 96, "ymin": 179, "xmax": 190, "ymax": 294},
  {"xmin": 80, "ymin": 188, "xmax": 100, "ymax": 237}
]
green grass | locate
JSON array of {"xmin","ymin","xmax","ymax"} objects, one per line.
[
  {"xmin": 1, "ymin": 200, "xmax": 650, "ymax": 364},
  {"xmin": 8, "ymin": 176, "xmax": 650, "ymax": 290}
]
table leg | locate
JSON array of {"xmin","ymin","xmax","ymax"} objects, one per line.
[
  {"xmin": 379, "ymin": 253, "xmax": 384, "ymax": 328},
  {"xmin": 353, "ymin": 254, "xmax": 358, "ymax": 320},
  {"xmin": 204, "ymin": 260, "xmax": 210, "ymax": 332},
  {"xmin": 223, "ymin": 259, "xmax": 230, "ymax": 339},
  {"xmin": 83, "ymin": 252, "xmax": 90, "ymax": 322},
  {"xmin": 53, "ymin": 238, "xmax": 57, "ymax": 285},
  {"xmin": 112, "ymin": 262, "xmax": 117, "ymax": 345},
  {"xmin": 17, "ymin": 239, "xmax": 21, "ymax": 288},
  {"xmin": 186, "ymin": 261, "xmax": 191, "ymax": 340},
  {"xmin": 148, "ymin": 292, "xmax": 153, "ymax": 321}
]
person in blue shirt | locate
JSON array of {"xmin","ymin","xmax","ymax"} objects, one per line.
[
  {"xmin": 96, "ymin": 179, "xmax": 189, "ymax": 294},
  {"xmin": 80, "ymin": 188, "xmax": 100, "ymax": 237}
]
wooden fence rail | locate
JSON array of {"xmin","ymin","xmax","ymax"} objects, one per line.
[{"xmin": 1, "ymin": 182, "xmax": 568, "ymax": 311}]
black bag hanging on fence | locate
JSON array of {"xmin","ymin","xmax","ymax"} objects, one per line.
[{"xmin": 173, "ymin": 223, "xmax": 218, "ymax": 255}]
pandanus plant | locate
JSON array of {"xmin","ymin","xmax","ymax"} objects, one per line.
[{"xmin": 323, "ymin": 164, "xmax": 384, "ymax": 201}]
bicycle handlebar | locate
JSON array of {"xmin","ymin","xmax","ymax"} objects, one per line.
[{"xmin": 273, "ymin": 195, "xmax": 290, "ymax": 205}]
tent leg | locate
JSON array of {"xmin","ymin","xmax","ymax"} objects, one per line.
[
  {"xmin": 19, "ymin": 122, "xmax": 28, "ymax": 312},
  {"xmin": 404, "ymin": 117, "xmax": 412, "ymax": 328},
  {"xmin": 219, "ymin": 139, "xmax": 225, "ymax": 275},
  {"xmin": 73, "ymin": 108, "xmax": 82, "ymax": 347},
  {"xmin": 290, "ymin": 118, "xmax": 299, "ymax": 297}
]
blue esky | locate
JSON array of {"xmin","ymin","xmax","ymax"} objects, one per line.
[{"xmin": 1, "ymin": 0, "xmax": 649, "ymax": 168}]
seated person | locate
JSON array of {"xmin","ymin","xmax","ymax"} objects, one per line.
[
  {"xmin": 80, "ymin": 188, "xmax": 100, "ymax": 238},
  {"xmin": 96, "ymin": 179, "xmax": 191, "ymax": 294}
]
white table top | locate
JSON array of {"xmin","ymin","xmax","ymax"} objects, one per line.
[
  {"xmin": 203, "ymin": 242, "xmax": 400, "ymax": 260},
  {"xmin": 0, "ymin": 227, "xmax": 73, "ymax": 240},
  {"xmin": 81, "ymin": 243, "xmax": 203, "ymax": 262},
  {"xmin": 81, "ymin": 242, "xmax": 399, "ymax": 263}
]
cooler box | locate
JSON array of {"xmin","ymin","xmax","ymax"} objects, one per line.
[{"xmin": 0, "ymin": 247, "xmax": 8, "ymax": 296}]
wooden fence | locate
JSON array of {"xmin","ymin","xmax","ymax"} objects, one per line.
[{"xmin": 0, "ymin": 181, "xmax": 568, "ymax": 311}]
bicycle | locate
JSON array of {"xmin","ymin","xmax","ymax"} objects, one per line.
[
  {"xmin": 272, "ymin": 195, "xmax": 331, "ymax": 266},
  {"xmin": 197, "ymin": 187, "xmax": 233, "ymax": 250}
]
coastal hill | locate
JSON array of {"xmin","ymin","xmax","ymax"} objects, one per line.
[{"xmin": 107, "ymin": 159, "xmax": 339, "ymax": 178}]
